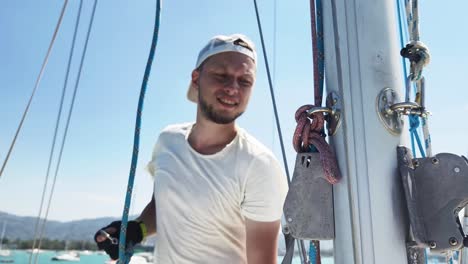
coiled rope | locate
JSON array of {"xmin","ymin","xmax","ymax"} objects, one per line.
[
  {"xmin": 117, "ymin": 1, "xmax": 162, "ymax": 263},
  {"xmin": 293, "ymin": 0, "xmax": 340, "ymax": 187}
]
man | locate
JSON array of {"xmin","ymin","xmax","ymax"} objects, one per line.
[{"xmin": 95, "ymin": 34, "xmax": 288, "ymax": 264}]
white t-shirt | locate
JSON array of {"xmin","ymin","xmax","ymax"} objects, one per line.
[{"xmin": 146, "ymin": 123, "xmax": 288, "ymax": 264}]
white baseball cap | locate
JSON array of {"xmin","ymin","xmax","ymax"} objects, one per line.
[{"xmin": 187, "ymin": 34, "xmax": 257, "ymax": 103}]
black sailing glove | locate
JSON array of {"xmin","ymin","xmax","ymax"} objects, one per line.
[{"xmin": 94, "ymin": 220, "xmax": 145, "ymax": 260}]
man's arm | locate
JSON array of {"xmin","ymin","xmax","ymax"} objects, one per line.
[
  {"xmin": 245, "ymin": 218, "xmax": 281, "ymax": 264},
  {"xmin": 136, "ymin": 194, "xmax": 156, "ymax": 236}
]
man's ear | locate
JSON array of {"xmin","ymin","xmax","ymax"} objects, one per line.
[{"xmin": 191, "ymin": 69, "xmax": 200, "ymax": 91}]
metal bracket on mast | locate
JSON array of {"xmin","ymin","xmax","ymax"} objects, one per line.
[
  {"xmin": 307, "ymin": 91, "xmax": 342, "ymax": 136},
  {"xmin": 397, "ymin": 146, "xmax": 468, "ymax": 252},
  {"xmin": 377, "ymin": 87, "xmax": 430, "ymax": 135},
  {"xmin": 376, "ymin": 88, "xmax": 404, "ymax": 135}
]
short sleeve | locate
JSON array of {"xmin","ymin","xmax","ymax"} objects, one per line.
[
  {"xmin": 146, "ymin": 136, "xmax": 163, "ymax": 178},
  {"xmin": 240, "ymin": 153, "xmax": 289, "ymax": 222}
]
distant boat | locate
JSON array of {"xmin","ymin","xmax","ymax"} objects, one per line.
[
  {"xmin": 51, "ymin": 251, "xmax": 80, "ymax": 262},
  {"xmin": 79, "ymin": 250, "xmax": 93, "ymax": 255},
  {"xmin": 26, "ymin": 248, "xmax": 45, "ymax": 254},
  {"xmin": 0, "ymin": 222, "xmax": 11, "ymax": 257}
]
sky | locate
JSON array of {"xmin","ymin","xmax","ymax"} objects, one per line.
[{"xmin": 0, "ymin": 0, "xmax": 467, "ymax": 222}]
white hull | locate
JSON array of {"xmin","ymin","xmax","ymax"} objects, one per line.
[
  {"xmin": 51, "ymin": 252, "xmax": 80, "ymax": 262},
  {"xmin": 26, "ymin": 249, "xmax": 44, "ymax": 254}
]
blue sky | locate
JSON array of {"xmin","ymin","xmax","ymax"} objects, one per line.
[{"xmin": 0, "ymin": 1, "xmax": 466, "ymax": 222}]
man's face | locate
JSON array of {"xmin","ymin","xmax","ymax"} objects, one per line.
[{"xmin": 192, "ymin": 52, "xmax": 256, "ymax": 124}]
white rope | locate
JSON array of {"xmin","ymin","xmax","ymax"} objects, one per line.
[
  {"xmin": 403, "ymin": 0, "xmax": 432, "ymax": 157},
  {"xmin": 417, "ymin": 79, "xmax": 432, "ymax": 157},
  {"xmin": 403, "ymin": 0, "xmax": 430, "ymax": 82}
]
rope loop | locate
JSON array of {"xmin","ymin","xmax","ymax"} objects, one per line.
[
  {"xmin": 293, "ymin": 105, "xmax": 323, "ymax": 153},
  {"xmin": 400, "ymin": 40, "xmax": 430, "ymax": 81},
  {"xmin": 293, "ymin": 105, "xmax": 341, "ymax": 185}
]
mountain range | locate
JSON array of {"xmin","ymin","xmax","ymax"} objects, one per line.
[{"xmin": 0, "ymin": 211, "xmax": 125, "ymax": 242}]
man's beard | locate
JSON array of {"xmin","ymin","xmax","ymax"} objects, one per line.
[{"xmin": 198, "ymin": 91, "xmax": 244, "ymax": 125}]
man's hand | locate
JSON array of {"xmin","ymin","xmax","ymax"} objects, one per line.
[{"xmin": 94, "ymin": 220, "xmax": 145, "ymax": 260}]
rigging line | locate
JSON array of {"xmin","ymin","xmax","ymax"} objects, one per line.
[
  {"xmin": 33, "ymin": 2, "xmax": 98, "ymax": 262},
  {"xmin": 405, "ymin": 0, "xmax": 420, "ymax": 41},
  {"xmin": 397, "ymin": 0, "xmax": 409, "ymax": 75},
  {"xmin": 310, "ymin": 0, "xmax": 320, "ymax": 107},
  {"xmin": 28, "ymin": 1, "xmax": 84, "ymax": 263},
  {"xmin": 316, "ymin": 0, "xmax": 325, "ymax": 101},
  {"xmin": 271, "ymin": 0, "xmax": 277, "ymax": 150},
  {"xmin": 117, "ymin": 0, "xmax": 162, "ymax": 263},
  {"xmin": 309, "ymin": 0, "xmax": 323, "ymax": 262},
  {"xmin": 252, "ymin": 0, "xmax": 290, "ymax": 183},
  {"xmin": 0, "ymin": 0, "xmax": 69, "ymax": 179},
  {"xmin": 252, "ymin": 1, "xmax": 309, "ymax": 263},
  {"xmin": 398, "ymin": 0, "xmax": 425, "ymax": 158},
  {"xmin": 404, "ymin": 0, "xmax": 432, "ymax": 158}
]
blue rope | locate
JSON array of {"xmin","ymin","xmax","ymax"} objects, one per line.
[
  {"xmin": 397, "ymin": 2, "xmax": 428, "ymax": 264},
  {"xmin": 316, "ymin": 0, "xmax": 324, "ymax": 101},
  {"xmin": 117, "ymin": 1, "xmax": 161, "ymax": 263},
  {"xmin": 309, "ymin": 242, "xmax": 318, "ymax": 264},
  {"xmin": 397, "ymin": 0, "xmax": 426, "ymax": 159},
  {"xmin": 396, "ymin": 0, "xmax": 409, "ymax": 79},
  {"xmin": 409, "ymin": 115, "xmax": 426, "ymax": 158}
]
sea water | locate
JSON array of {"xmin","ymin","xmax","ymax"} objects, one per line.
[
  {"xmin": 2, "ymin": 250, "xmax": 333, "ymax": 264},
  {"xmin": 0, "ymin": 250, "xmax": 447, "ymax": 263},
  {"xmin": 0, "ymin": 250, "xmax": 109, "ymax": 264}
]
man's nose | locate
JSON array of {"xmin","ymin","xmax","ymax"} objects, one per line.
[{"xmin": 224, "ymin": 78, "xmax": 240, "ymax": 94}]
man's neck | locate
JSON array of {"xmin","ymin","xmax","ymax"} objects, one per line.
[{"xmin": 188, "ymin": 118, "xmax": 238, "ymax": 155}]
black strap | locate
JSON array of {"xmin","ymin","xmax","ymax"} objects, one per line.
[{"xmin": 281, "ymin": 233, "xmax": 296, "ymax": 264}]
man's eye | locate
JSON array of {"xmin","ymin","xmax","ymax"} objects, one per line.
[
  {"xmin": 240, "ymin": 80, "xmax": 252, "ymax": 86},
  {"xmin": 215, "ymin": 74, "xmax": 226, "ymax": 80}
]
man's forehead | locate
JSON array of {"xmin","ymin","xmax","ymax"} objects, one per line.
[{"xmin": 204, "ymin": 53, "xmax": 256, "ymax": 73}]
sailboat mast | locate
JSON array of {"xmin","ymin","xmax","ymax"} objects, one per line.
[{"xmin": 322, "ymin": 0, "xmax": 409, "ymax": 263}]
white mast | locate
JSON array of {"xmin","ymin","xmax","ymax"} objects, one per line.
[{"xmin": 322, "ymin": 0, "xmax": 409, "ymax": 263}]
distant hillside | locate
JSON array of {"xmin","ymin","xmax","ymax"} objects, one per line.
[
  {"xmin": 0, "ymin": 211, "xmax": 130, "ymax": 242},
  {"xmin": 0, "ymin": 211, "xmax": 332, "ymax": 253}
]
